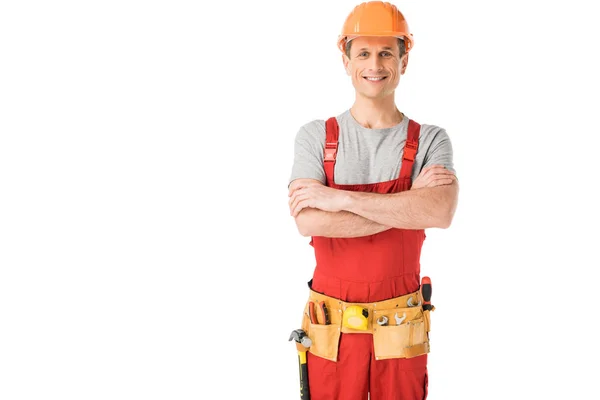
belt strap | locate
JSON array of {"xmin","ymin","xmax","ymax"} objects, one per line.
[{"xmin": 403, "ymin": 342, "xmax": 430, "ymax": 358}]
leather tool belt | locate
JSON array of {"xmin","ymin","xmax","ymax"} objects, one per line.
[{"xmin": 301, "ymin": 288, "xmax": 433, "ymax": 362}]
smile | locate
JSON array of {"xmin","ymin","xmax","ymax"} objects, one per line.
[{"xmin": 363, "ymin": 76, "xmax": 387, "ymax": 81}]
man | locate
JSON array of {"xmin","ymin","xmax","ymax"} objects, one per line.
[{"xmin": 288, "ymin": 2, "xmax": 458, "ymax": 399}]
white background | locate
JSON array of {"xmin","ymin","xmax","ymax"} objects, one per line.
[{"xmin": 1, "ymin": 0, "xmax": 599, "ymax": 399}]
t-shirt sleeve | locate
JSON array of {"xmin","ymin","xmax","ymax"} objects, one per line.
[
  {"xmin": 288, "ymin": 121, "xmax": 326, "ymax": 187},
  {"xmin": 422, "ymin": 127, "xmax": 456, "ymax": 176}
]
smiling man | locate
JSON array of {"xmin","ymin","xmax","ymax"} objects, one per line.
[{"xmin": 288, "ymin": 2, "xmax": 458, "ymax": 400}]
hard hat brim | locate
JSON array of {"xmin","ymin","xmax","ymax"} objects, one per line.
[{"xmin": 338, "ymin": 33, "xmax": 414, "ymax": 53}]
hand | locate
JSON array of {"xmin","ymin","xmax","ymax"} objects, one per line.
[
  {"xmin": 288, "ymin": 183, "xmax": 348, "ymax": 217},
  {"xmin": 411, "ymin": 165, "xmax": 456, "ymax": 190}
]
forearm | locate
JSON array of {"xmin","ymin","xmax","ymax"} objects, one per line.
[
  {"xmin": 344, "ymin": 182, "xmax": 458, "ymax": 229},
  {"xmin": 294, "ymin": 208, "xmax": 391, "ymax": 238}
]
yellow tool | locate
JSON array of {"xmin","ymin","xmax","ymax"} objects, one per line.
[
  {"xmin": 289, "ymin": 329, "xmax": 311, "ymax": 400},
  {"xmin": 342, "ymin": 305, "xmax": 369, "ymax": 330}
]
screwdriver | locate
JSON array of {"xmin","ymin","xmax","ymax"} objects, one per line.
[{"xmin": 421, "ymin": 276, "xmax": 433, "ymax": 311}]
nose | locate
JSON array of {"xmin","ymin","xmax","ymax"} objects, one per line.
[{"xmin": 368, "ymin": 55, "xmax": 383, "ymax": 72}]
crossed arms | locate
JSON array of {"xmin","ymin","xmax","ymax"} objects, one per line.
[{"xmin": 288, "ymin": 165, "xmax": 459, "ymax": 238}]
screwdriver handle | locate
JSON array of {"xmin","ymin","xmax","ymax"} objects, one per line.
[{"xmin": 421, "ymin": 276, "xmax": 433, "ymax": 311}]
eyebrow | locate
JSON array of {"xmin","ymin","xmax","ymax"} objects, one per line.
[{"xmin": 357, "ymin": 46, "xmax": 395, "ymax": 51}]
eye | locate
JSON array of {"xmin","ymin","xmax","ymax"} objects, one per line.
[
  {"xmin": 381, "ymin": 51, "xmax": 393, "ymax": 57},
  {"xmin": 358, "ymin": 51, "xmax": 369, "ymax": 57}
]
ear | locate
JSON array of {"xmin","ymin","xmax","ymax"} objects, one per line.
[
  {"xmin": 400, "ymin": 53, "xmax": 409, "ymax": 75},
  {"xmin": 342, "ymin": 54, "xmax": 351, "ymax": 76}
]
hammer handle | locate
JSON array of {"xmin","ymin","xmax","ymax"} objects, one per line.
[{"xmin": 297, "ymin": 351, "xmax": 310, "ymax": 400}]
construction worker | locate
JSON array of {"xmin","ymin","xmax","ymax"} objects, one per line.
[{"xmin": 288, "ymin": 2, "xmax": 458, "ymax": 399}]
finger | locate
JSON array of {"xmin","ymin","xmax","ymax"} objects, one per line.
[
  {"xmin": 423, "ymin": 166, "xmax": 449, "ymax": 177},
  {"xmin": 427, "ymin": 177, "xmax": 455, "ymax": 187},
  {"xmin": 420, "ymin": 164, "xmax": 444, "ymax": 173},
  {"xmin": 439, "ymin": 178, "xmax": 455, "ymax": 186},
  {"xmin": 419, "ymin": 166, "xmax": 444, "ymax": 180},
  {"xmin": 288, "ymin": 185, "xmax": 305, "ymax": 197},
  {"xmin": 289, "ymin": 188, "xmax": 306, "ymax": 207},
  {"xmin": 290, "ymin": 180, "xmax": 321, "ymax": 194},
  {"xmin": 292, "ymin": 199, "xmax": 310, "ymax": 217},
  {"xmin": 290, "ymin": 194, "xmax": 299, "ymax": 215},
  {"xmin": 427, "ymin": 171, "xmax": 455, "ymax": 180},
  {"xmin": 289, "ymin": 192, "xmax": 300, "ymax": 212},
  {"xmin": 421, "ymin": 165, "xmax": 450, "ymax": 176},
  {"xmin": 430, "ymin": 172, "xmax": 456, "ymax": 181},
  {"xmin": 290, "ymin": 192, "xmax": 310, "ymax": 215},
  {"xmin": 421, "ymin": 164, "xmax": 442, "ymax": 171},
  {"xmin": 420, "ymin": 171, "xmax": 454, "ymax": 185},
  {"xmin": 289, "ymin": 192, "xmax": 296, "ymax": 208},
  {"xmin": 289, "ymin": 182, "xmax": 318, "ymax": 197}
]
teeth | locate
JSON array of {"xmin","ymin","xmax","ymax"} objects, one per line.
[{"xmin": 365, "ymin": 77, "xmax": 385, "ymax": 81}]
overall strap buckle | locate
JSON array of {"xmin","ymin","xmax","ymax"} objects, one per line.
[
  {"xmin": 403, "ymin": 140, "xmax": 418, "ymax": 162},
  {"xmin": 324, "ymin": 141, "xmax": 338, "ymax": 162}
]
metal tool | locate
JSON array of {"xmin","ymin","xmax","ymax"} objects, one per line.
[
  {"xmin": 394, "ymin": 312, "xmax": 406, "ymax": 325},
  {"xmin": 289, "ymin": 329, "xmax": 311, "ymax": 400},
  {"xmin": 308, "ymin": 301, "xmax": 318, "ymax": 324},
  {"xmin": 289, "ymin": 329, "xmax": 312, "ymax": 349},
  {"xmin": 407, "ymin": 296, "xmax": 421, "ymax": 307},
  {"xmin": 318, "ymin": 301, "xmax": 330, "ymax": 325},
  {"xmin": 376, "ymin": 315, "xmax": 389, "ymax": 326}
]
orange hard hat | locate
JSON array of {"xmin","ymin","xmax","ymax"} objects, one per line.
[{"xmin": 337, "ymin": 1, "xmax": 414, "ymax": 54}]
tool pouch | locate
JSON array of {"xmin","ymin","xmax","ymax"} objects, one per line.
[
  {"xmin": 300, "ymin": 288, "xmax": 432, "ymax": 362},
  {"xmin": 301, "ymin": 300, "xmax": 342, "ymax": 362},
  {"xmin": 372, "ymin": 306, "xmax": 429, "ymax": 360}
]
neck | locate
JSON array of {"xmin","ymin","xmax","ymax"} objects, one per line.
[{"xmin": 350, "ymin": 94, "xmax": 403, "ymax": 129}]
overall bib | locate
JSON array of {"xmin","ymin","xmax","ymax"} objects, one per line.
[{"xmin": 306, "ymin": 116, "xmax": 428, "ymax": 400}]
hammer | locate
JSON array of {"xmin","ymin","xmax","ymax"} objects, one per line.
[{"xmin": 288, "ymin": 329, "xmax": 311, "ymax": 400}]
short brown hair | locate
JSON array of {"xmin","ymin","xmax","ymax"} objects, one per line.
[{"xmin": 345, "ymin": 37, "xmax": 406, "ymax": 58}]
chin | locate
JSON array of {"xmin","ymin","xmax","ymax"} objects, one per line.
[{"xmin": 358, "ymin": 90, "xmax": 387, "ymax": 99}]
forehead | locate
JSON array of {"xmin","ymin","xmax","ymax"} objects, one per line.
[{"xmin": 350, "ymin": 36, "xmax": 399, "ymax": 50}]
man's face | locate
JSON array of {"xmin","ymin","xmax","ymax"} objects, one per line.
[{"xmin": 343, "ymin": 36, "xmax": 408, "ymax": 100}]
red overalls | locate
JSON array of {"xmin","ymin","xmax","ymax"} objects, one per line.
[{"xmin": 307, "ymin": 116, "xmax": 428, "ymax": 400}]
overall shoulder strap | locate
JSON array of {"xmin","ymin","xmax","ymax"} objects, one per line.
[
  {"xmin": 324, "ymin": 117, "xmax": 339, "ymax": 185},
  {"xmin": 399, "ymin": 119, "xmax": 421, "ymax": 180}
]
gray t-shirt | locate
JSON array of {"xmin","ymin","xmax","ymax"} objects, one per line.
[{"xmin": 289, "ymin": 109, "xmax": 455, "ymax": 186}]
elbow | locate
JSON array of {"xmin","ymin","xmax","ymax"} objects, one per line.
[
  {"xmin": 437, "ymin": 205, "xmax": 457, "ymax": 229},
  {"xmin": 436, "ymin": 184, "xmax": 458, "ymax": 229},
  {"xmin": 296, "ymin": 223, "xmax": 312, "ymax": 237},
  {"xmin": 294, "ymin": 210, "xmax": 316, "ymax": 237},
  {"xmin": 437, "ymin": 214, "xmax": 453, "ymax": 229}
]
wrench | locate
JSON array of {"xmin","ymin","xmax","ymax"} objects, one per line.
[
  {"xmin": 394, "ymin": 312, "xmax": 406, "ymax": 325},
  {"xmin": 407, "ymin": 296, "xmax": 421, "ymax": 307}
]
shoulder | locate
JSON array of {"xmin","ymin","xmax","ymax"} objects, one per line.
[
  {"xmin": 298, "ymin": 119, "xmax": 326, "ymax": 138},
  {"xmin": 294, "ymin": 116, "xmax": 335, "ymax": 145},
  {"xmin": 416, "ymin": 122, "xmax": 451, "ymax": 142},
  {"xmin": 295, "ymin": 110, "xmax": 350, "ymax": 141}
]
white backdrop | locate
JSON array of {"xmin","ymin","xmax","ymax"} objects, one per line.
[{"xmin": 1, "ymin": 0, "xmax": 599, "ymax": 399}]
